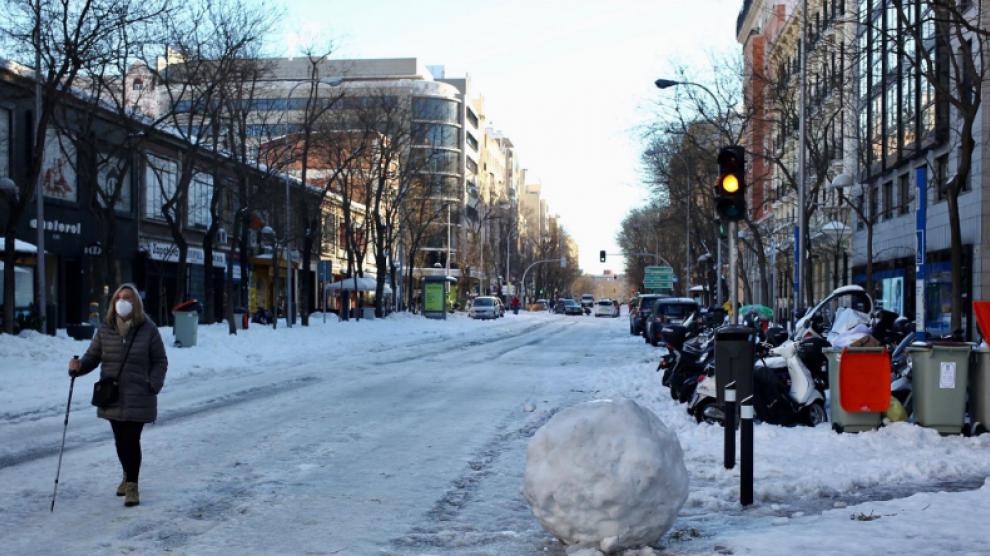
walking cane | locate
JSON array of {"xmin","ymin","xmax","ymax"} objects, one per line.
[{"xmin": 51, "ymin": 356, "xmax": 78, "ymax": 512}]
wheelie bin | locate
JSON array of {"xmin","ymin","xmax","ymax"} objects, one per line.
[
  {"xmin": 172, "ymin": 300, "xmax": 201, "ymax": 348},
  {"xmin": 825, "ymin": 347, "xmax": 888, "ymax": 433},
  {"xmin": 908, "ymin": 342, "xmax": 972, "ymax": 434},
  {"xmin": 970, "ymin": 346, "xmax": 990, "ymax": 435}
]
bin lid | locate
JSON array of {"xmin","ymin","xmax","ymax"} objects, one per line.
[
  {"xmin": 715, "ymin": 325, "xmax": 754, "ymax": 340},
  {"xmin": 839, "ymin": 347, "xmax": 891, "ymax": 413}
]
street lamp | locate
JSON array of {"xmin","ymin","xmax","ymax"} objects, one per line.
[{"xmin": 654, "ymin": 78, "xmax": 721, "ymax": 110}]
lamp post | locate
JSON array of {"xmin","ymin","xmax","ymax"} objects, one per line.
[
  {"xmin": 33, "ymin": 0, "xmax": 46, "ymax": 333},
  {"xmin": 279, "ymin": 77, "xmax": 344, "ymax": 327},
  {"xmin": 655, "ymin": 78, "xmax": 720, "ymax": 301}
]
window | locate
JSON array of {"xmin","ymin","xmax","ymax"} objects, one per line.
[
  {"xmin": 934, "ymin": 153, "xmax": 948, "ymax": 201},
  {"xmin": 882, "ymin": 181, "xmax": 893, "ymax": 220},
  {"xmin": 466, "ymin": 157, "xmax": 478, "ymax": 174},
  {"xmin": 144, "ymin": 154, "xmax": 177, "ymax": 220},
  {"xmin": 898, "ymin": 173, "xmax": 910, "ymax": 215},
  {"xmin": 0, "ymin": 106, "xmax": 9, "ymax": 179},
  {"xmin": 188, "ymin": 172, "xmax": 213, "ymax": 229},
  {"xmin": 411, "ymin": 123, "xmax": 459, "ymax": 148},
  {"xmin": 411, "ymin": 149, "xmax": 461, "ymax": 174},
  {"xmin": 131, "ymin": 79, "xmax": 144, "ymax": 91},
  {"xmin": 466, "ymin": 108, "xmax": 479, "ymax": 128},
  {"xmin": 869, "ymin": 184, "xmax": 878, "ymax": 222},
  {"xmin": 322, "ymin": 212, "xmax": 337, "ymax": 252},
  {"xmin": 97, "ymin": 155, "xmax": 131, "ymax": 212},
  {"xmin": 856, "ymin": 192, "xmax": 865, "ymax": 229},
  {"xmin": 465, "ymin": 132, "xmax": 479, "ymax": 151},
  {"xmin": 412, "ymin": 97, "xmax": 460, "ymax": 123}
]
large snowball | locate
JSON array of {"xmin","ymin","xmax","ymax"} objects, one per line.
[{"xmin": 523, "ymin": 398, "xmax": 689, "ymax": 553}]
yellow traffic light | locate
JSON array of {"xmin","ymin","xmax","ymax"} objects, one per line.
[{"xmin": 721, "ymin": 174, "xmax": 739, "ymax": 193}]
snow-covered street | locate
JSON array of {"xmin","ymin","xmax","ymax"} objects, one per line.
[{"xmin": 2, "ymin": 312, "xmax": 989, "ymax": 555}]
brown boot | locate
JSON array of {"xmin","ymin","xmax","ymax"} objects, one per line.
[
  {"xmin": 116, "ymin": 474, "xmax": 127, "ymax": 497},
  {"xmin": 123, "ymin": 482, "xmax": 139, "ymax": 507}
]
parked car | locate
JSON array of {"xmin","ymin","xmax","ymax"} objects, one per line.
[
  {"xmin": 494, "ymin": 297, "xmax": 506, "ymax": 317},
  {"xmin": 469, "ymin": 296, "xmax": 500, "ymax": 319},
  {"xmin": 629, "ymin": 293, "xmax": 665, "ymax": 336},
  {"xmin": 531, "ymin": 300, "xmax": 549, "ymax": 311},
  {"xmin": 594, "ymin": 299, "xmax": 620, "ymax": 318},
  {"xmin": 644, "ymin": 297, "xmax": 700, "ymax": 346}
]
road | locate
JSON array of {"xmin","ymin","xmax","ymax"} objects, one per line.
[
  {"xmin": 4, "ymin": 310, "xmax": 989, "ymax": 555},
  {"xmin": 0, "ymin": 313, "xmax": 628, "ymax": 555}
]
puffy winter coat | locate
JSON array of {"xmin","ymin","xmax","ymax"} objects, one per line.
[{"xmin": 77, "ymin": 319, "xmax": 168, "ymax": 423}]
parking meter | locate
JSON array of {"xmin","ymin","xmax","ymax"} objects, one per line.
[{"xmin": 715, "ymin": 325, "xmax": 755, "ymax": 404}]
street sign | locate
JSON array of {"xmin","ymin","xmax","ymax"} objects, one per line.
[
  {"xmin": 645, "ymin": 265, "xmax": 674, "ymax": 278},
  {"xmin": 644, "ymin": 265, "xmax": 674, "ymax": 291}
]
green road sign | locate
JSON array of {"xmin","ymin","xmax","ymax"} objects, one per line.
[{"xmin": 645, "ymin": 265, "xmax": 674, "ymax": 277}]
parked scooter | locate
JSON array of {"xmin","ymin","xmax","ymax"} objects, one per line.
[
  {"xmin": 688, "ymin": 285, "xmax": 874, "ymax": 427},
  {"xmin": 689, "ymin": 323, "xmax": 787, "ymax": 424}
]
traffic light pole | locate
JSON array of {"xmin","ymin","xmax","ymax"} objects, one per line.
[{"xmin": 729, "ymin": 221, "xmax": 737, "ymax": 324}]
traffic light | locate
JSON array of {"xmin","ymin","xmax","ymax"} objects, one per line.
[
  {"xmin": 600, "ymin": 250, "xmax": 607, "ymax": 263},
  {"xmin": 716, "ymin": 145, "xmax": 746, "ymax": 222}
]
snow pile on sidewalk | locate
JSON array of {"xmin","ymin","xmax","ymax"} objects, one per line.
[{"xmin": 523, "ymin": 398, "xmax": 689, "ymax": 554}]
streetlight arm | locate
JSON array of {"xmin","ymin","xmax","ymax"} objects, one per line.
[{"xmin": 654, "ymin": 79, "xmax": 721, "ymax": 111}]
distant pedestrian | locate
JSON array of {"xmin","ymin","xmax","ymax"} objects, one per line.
[
  {"xmin": 68, "ymin": 283, "xmax": 168, "ymax": 507},
  {"xmin": 511, "ymin": 296, "xmax": 520, "ymax": 314}
]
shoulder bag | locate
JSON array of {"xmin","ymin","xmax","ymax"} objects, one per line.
[{"xmin": 91, "ymin": 322, "xmax": 143, "ymax": 408}]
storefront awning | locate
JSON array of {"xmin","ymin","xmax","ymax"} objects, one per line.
[{"xmin": 0, "ymin": 238, "xmax": 40, "ymax": 254}]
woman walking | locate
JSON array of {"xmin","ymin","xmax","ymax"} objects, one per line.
[{"xmin": 69, "ymin": 284, "xmax": 168, "ymax": 507}]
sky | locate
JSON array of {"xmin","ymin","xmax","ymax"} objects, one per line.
[{"xmin": 271, "ymin": 0, "xmax": 742, "ymax": 276}]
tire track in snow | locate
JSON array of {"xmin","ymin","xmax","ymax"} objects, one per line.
[
  {"xmin": 0, "ymin": 376, "xmax": 320, "ymax": 469},
  {"xmin": 0, "ymin": 318, "xmax": 549, "ymax": 468},
  {"xmin": 390, "ymin": 407, "xmax": 559, "ymax": 552}
]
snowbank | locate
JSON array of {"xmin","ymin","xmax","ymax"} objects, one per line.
[{"xmin": 523, "ymin": 398, "xmax": 689, "ymax": 553}]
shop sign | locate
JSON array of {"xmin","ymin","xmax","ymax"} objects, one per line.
[
  {"xmin": 29, "ymin": 217, "xmax": 82, "ymax": 236},
  {"xmin": 142, "ymin": 239, "xmax": 227, "ymax": 268}
]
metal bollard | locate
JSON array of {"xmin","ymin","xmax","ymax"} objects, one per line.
[
  {"xmin": 724, "ymin": 381, "xmax": 736, "ymax": 470},
  {"xmin": 740, "ymin": 395, "xmax": 754, "ymax": 506}
]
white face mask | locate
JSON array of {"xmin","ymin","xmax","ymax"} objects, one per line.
[{"xmin": 115, "ymin": 299, "xmax": 134, "ymax": 318}]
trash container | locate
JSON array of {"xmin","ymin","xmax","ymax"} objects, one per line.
[
  {"xmin": 233, "ymin": 308, "xmax": 248, "ymax": 330},
  {"xmin": 172, "ymin": 300, "xmax": 201, "ymax": 348},
  {"xmin": 908, "ymin": 342, "xmax": 972, "ymax": 434},
  {"xmin": 825, "ymin": 347, "xmax": 887, "ymax": 433},
  {"xmin": 970, "ymin": 346, "xmax": 990, "ymax": 435}
]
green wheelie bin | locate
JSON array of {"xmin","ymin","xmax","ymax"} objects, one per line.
[{"xmin": 908, "ymin": 342, "xmax": 972, "ymax": 434}]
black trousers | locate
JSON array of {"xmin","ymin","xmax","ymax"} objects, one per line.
[{"xmin": 109, "ymin": 420, "xmax": 145, "ymax": 483}]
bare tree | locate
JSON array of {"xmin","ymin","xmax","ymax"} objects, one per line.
[
  {"xmin": 889, "ymin": 0, "xmax": 988, "ymax": 333},
  {"xmin": 1, "ymin": 0, "xmax": 169, "ymax": 332}
]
